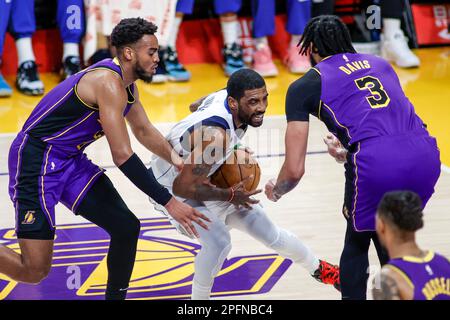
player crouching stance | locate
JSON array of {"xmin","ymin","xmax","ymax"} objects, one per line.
[{"xmin": 149, "ymin": 69, "xmax": 340, "ymax": 299}]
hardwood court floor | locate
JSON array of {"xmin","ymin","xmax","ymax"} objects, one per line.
[{"xmin": 0, "ymin": 47, "xmax": 449, "ymax": 300}]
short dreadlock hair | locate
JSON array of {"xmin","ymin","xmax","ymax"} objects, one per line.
[
  {"xmin": 111, "ymin": 18, "xmax": 158, "ymax": 51},
  {"xmin": 298, "ymin": 15, "xmax": 356, "ymax": 57}
]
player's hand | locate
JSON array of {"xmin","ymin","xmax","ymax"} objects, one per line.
[
  {"xmin": 171, "ymin": 152, "xmax": 184, "ymax": 172},
  {"xmin": 229, "ymin": 175, "xmax": 261, "ymax": 209},
  {"xmin": 164, "ymin": 197, "xmax": 211, "ymax": 238},
  {"xmin": 265, "ymin": 178, "xmax": 281, "ymax": 202},
  {"xmin": 324, "ymin": 134, "xmax": 347, "ymax": 164}
]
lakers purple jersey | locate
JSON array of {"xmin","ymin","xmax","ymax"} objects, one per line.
[
  {"xmin": 387, "ymin": 252, "xmax": 450, "ymax": 300},
  {"xmin": 315, "ymin": 53, "xmax": 426, "ymax": 148},
  {"xmin": 21, "ymin": 58, "xmax": 135, "ymax": 156}
]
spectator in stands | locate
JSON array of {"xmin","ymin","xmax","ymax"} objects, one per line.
[
  {"xmin": 153, "ymin": 0, "xmax": 192, "ymax": 83},
  {"xmin": 380, "ymin": 0, "xmax": 419, "ymax": 68},
  {"xmin": 251, "ymin": 0, "xmax": 312, "ymax": 77},
  {"xmin": 312, "ymin": 0, "xmax": 420, "ymax": 68},
  {"xmin": 155, "ymin": 0, "xmax": 245, "ymax": 80},
  {"xmin": 0, "ymin": 0, "xmax": 44, "ymax": 96},
  {"xmin": 57, "ymin": 0, "xmax": 85, "ymax": 80}
]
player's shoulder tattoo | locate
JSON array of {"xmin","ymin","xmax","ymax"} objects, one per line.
[{"xmin": 372, "ymin": 270, "xmax": 401, "ymax": 300}]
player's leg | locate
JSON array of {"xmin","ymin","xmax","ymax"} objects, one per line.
[
  {"xmin": 339, "ymin": 219, "xmax": 372, "ymax": 299},
  {"xmin": 251, "ymin": 0, "xmax": 278, "ymax": 77},
  {"xmin": 72, "ymin": 174, "xmax": 140, "ymax": 300},
  {"xmin": 0, "ymin": 238, "xmax": 53, "ymax": 284},
  {"xmin": 10, "ymin": 0, "xmax": 44, "ymax": 95},
  {"xmin": 57, "ymin": 0, "xmax": 84, "ymax": 79},
  {"xmin": 225, "ymin": 204, "xmax": 340, "ymax": 290},
  {"xmin": 185, "ymin": 200, "xmax": 232, "ymax": 300},
  {"xmin": 2, "ymin": 133, "xmax": 57, "ymax": 284}
]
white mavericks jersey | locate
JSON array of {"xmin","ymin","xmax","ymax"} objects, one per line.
[{"xmin": 151, "ymin": 89, "xmax": 246, "ymax": 191}]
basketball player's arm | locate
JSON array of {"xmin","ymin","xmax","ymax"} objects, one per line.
[
  {"xmin": 372, "ymin": 267, "xmax": 412, "ymax": 300},
  {"xmin": 189, "ymin": 96, "xmax": 207, "ymax": 112},
  {"xmin": 173, "ymin": 126, "xmax": 231, "ymax": 201},
  {"xmin": 126, "ymin": 85, "xmax": 183, "ymax": 170},
  {"xmin": 266, "ymin": 71, "xmax": 320, "ymax": 201},
  {"xmin": 270, "ymin": 121, "xmax": 309, "ymax": 200},
  {"xmin": 96, "ymin": 76, "xmax": 210, "ymax": 236},
  {"xmin": 173, "ymin": 126, "xmax": 260, "ymax": 207}
]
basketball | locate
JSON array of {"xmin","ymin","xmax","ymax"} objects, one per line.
[{"xmin": 210, "ymin": 148, "xmax": 261, "ymax": 192}]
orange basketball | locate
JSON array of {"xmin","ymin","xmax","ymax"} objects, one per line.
[{"xmin": 210, "ymin": 148, "xmax": 261, "ymax": 192}]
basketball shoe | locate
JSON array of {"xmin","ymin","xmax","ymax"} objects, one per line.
[
  {"xmin": 312, "ymin": 259, "xmax": 341, "ymax": 292},
  {"xmin": 16, "ymin": 61, "xmax": 44, "ymax": 96}
]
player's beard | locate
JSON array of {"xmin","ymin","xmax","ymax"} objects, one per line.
[
  {"xmin": 135, "ymin": 61, "xmax": 154, "ymax": 83},
  {"xmin": 238, "ymin": 105, "xmax": 264, "ymax": 128}
]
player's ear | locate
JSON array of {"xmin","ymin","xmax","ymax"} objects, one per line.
[
  {"xmin": 227, "ymin": 96, "xmax": 238, "ymax": 111},
  {"xmin": 375, "ymin": 213, "xmax": 386, "ymax": 237},
  {"xmin": 123, "ymin": 47, "xmax": 134, "ymax": 62}
]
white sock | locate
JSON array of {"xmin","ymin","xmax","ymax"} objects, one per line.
[
  {"xmin": 221, "ymin": 19, "xmax": 239, "ymax": 46},
  {"xmin": 63, "ymin": 43, "xmax": 80, "ymax": 61},
  {"xmin": 168, "ymin": 16, "xmax": 182, "ymax": 49},
  {"xmin": 254, "ymin": 37, "xmax": 268, "ymax": 50},
  {"xmin": 383, "ymin": 18, "xmax": 402, "ymax": 39},
  {"xmin": 16, "ymin": 38, "xmax": 36, "ymax": 66},
  {"xmin": 290, "ymin": 34, "xmax": 302, "ymax": 48},
  {"xmin": 191, "ymin": 280, "xmax": 212, "ymax": 300}
]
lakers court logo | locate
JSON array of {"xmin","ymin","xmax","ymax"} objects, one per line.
[{"xmin": 0, "ymin": 217, "xmax": 291, "ymax": 300}]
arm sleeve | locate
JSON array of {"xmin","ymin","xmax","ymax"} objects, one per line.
[
  {"xmin": 285, "ymin": 69, "xmax": 322, "ymax": 122},
  {"xmin": 119, "ymin": 153, "xmax": 172, "ymax": 206}
]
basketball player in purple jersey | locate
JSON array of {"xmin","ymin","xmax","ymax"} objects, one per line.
[
  {"xmin": 1, "ymin": 18, "xmax": 210, "ymax": 300},
  {"xmin": 373, "ymin": 191, "xmax": 450, "ymax": 300},
  {"xmin": 265, "ymin": 15, "xmax": 441, "ymax": 299}
]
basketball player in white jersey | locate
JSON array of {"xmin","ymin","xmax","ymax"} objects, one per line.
[{"xmin": 149, "ymin": 69, "xmax": 341, "ymax": 299}]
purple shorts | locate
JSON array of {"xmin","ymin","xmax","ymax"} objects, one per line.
[
  {"xmin": 344, "ymin": 130, "xmax": 441, "ymax": 232},
  {"xmin": 8, "ymin": 132, "xmax": 104, "ymax": 239}
]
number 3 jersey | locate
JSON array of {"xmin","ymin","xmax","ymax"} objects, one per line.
[
  {"xmin": 313, "ymin": 53, "xmax": 426, "ymax": 149},
  {"xmin": 20, "ymin": 58, "xmax": 136, "ymax": 156}
]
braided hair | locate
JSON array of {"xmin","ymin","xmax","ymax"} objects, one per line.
[{"xmin": 298, "ymin": 15, "xmax": 356, "ymax": 57}]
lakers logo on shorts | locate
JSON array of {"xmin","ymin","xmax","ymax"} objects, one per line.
[{"xmin": 21, "ymin": 211, "xmax": 36, "ymax": 225}]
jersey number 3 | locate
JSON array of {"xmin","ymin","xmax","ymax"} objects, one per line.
[{"xmin": 355, "ymin": 76, "xmax": 390, "ymax": 109}]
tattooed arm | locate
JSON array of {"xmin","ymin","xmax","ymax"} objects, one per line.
[
  {"xmin": 372, "ymin": 267, "xmax": 413, "ymax": 300},
  {"xmin": 189, "ymin": 96, "xmax": 208, "ymax": 113},
  {"xmin": 266, "ymin": 121, "xmax": 309, "ymax": 201},
  {"xmin": 173, "ymin": 126, "xmax": 261, "ymax": 207}
]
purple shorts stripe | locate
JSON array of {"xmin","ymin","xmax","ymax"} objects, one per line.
[
  {"xmin": 71, "ymin": 169, "xmax": 104, "ymax": 212},
  {"xmin": 40, "ymin": 145, "xmax": 56, "ymax": 228},
  {"xmin": 351, "ymin": 142, "xmax": 363, "ymax": 231}
]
